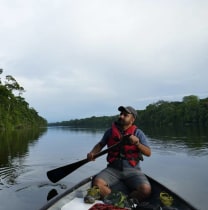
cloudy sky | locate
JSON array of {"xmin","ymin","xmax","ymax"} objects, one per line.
[{"xmin": 1, "ymin": 0, "xmax": 208, "ymax": 122}]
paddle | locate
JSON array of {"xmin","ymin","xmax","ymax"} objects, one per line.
[{"xmin": 47, "ymin": 141, "xmax": 122, "ymax": 183}]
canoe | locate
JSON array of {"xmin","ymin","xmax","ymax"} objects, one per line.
[{"xmin": 40, "ymin": 174, "xmax": 198, "ymax": 210}]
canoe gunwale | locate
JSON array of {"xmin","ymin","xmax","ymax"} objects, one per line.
[
  {"xmin": 40, "ymin": 174, "xmax": 198, "ymax": 210},
  {"xmin": 39, "ymin": 176, "xmax": 93, "ymax": 210}
]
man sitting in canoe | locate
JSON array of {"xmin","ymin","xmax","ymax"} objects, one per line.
[{"xmin": 85, "ymin": 106, "xmax": 151, "ymax": 204}]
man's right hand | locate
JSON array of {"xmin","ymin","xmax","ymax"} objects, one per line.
[{"xmin": 87, "ymin": 152, "xmax": 95, "ymax": 161}]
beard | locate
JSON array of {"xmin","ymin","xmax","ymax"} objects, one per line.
[{"xmin": 116, "ymin": 117, "xmax": 128, "ymax": 126}]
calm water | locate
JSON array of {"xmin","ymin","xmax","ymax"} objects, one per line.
[{"xmin": 0, "ymin": 126, "xmax": 207, "ymax": 210}]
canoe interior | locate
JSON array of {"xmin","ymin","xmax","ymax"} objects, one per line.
[
  {"xmin": 40, "ymin": 174, "xmax": 198, "ymax": 210},
  {"xmin": 146, "ymin": 175, "xmax": 198, "ymax": 210}
]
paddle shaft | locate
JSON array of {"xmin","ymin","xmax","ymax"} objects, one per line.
[{"xmin": 47, "ymin": 141, "xmax": 121, "ymax": 183}]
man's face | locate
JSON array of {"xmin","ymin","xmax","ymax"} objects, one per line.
[{"xmin": 117, "ymin": 111, "xmax": 135, "ymax": 127}]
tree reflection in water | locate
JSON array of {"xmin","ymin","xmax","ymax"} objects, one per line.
[{"xmin": 0, "ymin": 128, "xmax": 47, "ymax": 186}]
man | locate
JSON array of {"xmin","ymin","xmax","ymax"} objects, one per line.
[{"xmin": 85, "ymin": 106, "xmax": 151, "ymax": 204}]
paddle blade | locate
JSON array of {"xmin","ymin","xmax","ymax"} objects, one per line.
[
  {"xmin": 46, "ymin": 141, "xmax": 122, "ymax": 183},
  {"xmin": 47, "ymin": 158, "xmax": 89, "ymax": 183}
]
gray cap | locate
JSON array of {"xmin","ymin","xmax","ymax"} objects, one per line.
[{"xmin": 118, "ymin": 106, "xmax": 137, "ymax": 119}]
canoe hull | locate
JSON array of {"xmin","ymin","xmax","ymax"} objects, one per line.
[{"xmin": 40, "ymin": 174, "xmax": 198, "ymax": 210}]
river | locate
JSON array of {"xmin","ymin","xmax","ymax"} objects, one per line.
[{"xmin": 0, "ymin": 126, "xmax": 207, "ymax": 210}]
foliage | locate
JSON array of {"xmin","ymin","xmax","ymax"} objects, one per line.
[
  {"xmin": 49, "ymin": 95, "xmax": 208, "ymax": 128},
  {"xmin": 0, "ymin": 69, "xmax": 47, "ymax": 129},
  {"xmin": 50, "ymin": 115, "xmax": 118, "ymax": 128},
  {"xmin": 137, "ymin": 95, "xmax": 208, "ymax": 127}
]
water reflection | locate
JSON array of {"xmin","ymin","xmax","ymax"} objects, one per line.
[
  {"xmin": 144, "ymin": 125, "xmax": 208, "ymax": 139},
  {"xmin": 47, "ymin": 189, "xmax": 58, "ymax": 201},
  {"xmin": 0, "ymin": 128, "xmax": 47, "ymax": 187},
  {"xmin": 48, "ymin": 125, "xmax": 106, "ymax": 135},
  {"xmin": 144, "ymin": 126, "xmax": 208, "ymax": 156}
]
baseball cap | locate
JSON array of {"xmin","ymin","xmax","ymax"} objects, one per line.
[{"xmin": 118, "ymin": 106, "xmax": 137, "ymax": 119}]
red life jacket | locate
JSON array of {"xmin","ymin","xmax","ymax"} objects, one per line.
[{"xmin": 107, "ymin": 123, "xmax": 141, "ymax": 167}]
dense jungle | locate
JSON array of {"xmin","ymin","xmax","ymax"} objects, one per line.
[{"xmin": 0, "ymin": 69, "xmax": 47, "ymax": 129}]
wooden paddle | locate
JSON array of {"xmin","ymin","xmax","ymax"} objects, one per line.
[{"xmin": 47, "ymin": 141, "xmax": 122, "ymax": 183}]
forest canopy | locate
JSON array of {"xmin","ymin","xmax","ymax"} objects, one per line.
[
  {"xmin": 49, "ymin": 95, "xmax": 208, "ymax": 128},
  {"xmin": 0, "ymin": 69, "xmax": 47, "ymax": 129}
]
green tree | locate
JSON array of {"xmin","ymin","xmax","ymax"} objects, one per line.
[
  {"xmin": 0, "ymin": 69, "xmax": 47, "ymax": 129},
  {"xmin": 182, "ymin": 95, "xmax": 199, "ymax": 124},
  {"xmin": 49, "ymin": 95, "xmax": 208, "ymax": 128}
]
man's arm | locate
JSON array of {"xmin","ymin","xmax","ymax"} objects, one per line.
[
  {"xmin": 129, "ymin": 129, "xmax": 151, "ymax": 157},
  {"xmin": 87, "ymin": 142, "xmax": 105, "ymax": 161},
  {"xmin": 87, "ymin": 128, "xmax": 110, "ymax": 160}
]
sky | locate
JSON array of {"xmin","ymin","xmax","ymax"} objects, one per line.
[{"xmin": 0, "ymin": 0, "xmax": 208, "ymax": 122}]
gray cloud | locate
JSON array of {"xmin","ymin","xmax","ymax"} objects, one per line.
[{"xmin": 1, "ymin": 0, "xmax": 208, "ymax": 122}]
